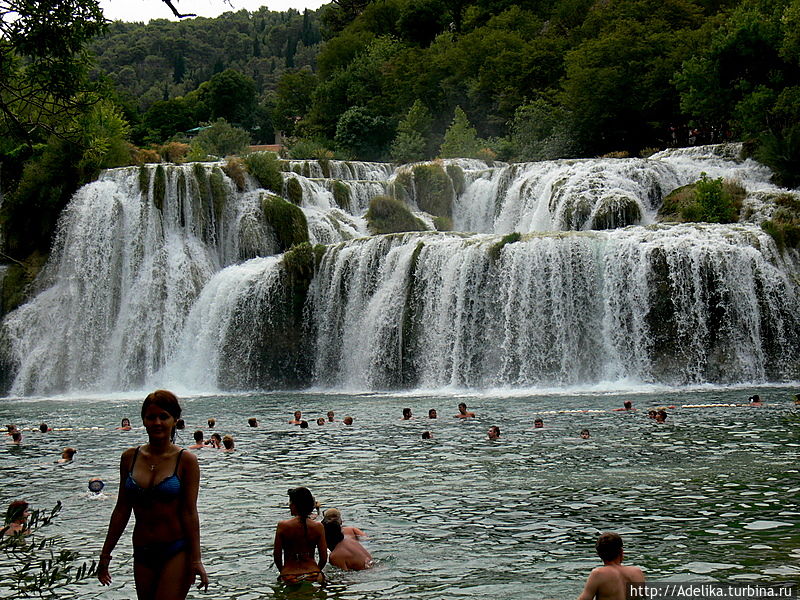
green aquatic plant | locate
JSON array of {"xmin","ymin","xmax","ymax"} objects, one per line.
[
  {"xmin": 412, "ymin": 163, "xmax": 454, "ymax": 218},
  {"xmin": 153, "ymin": 164, "xmax": 166, "ymax": 211},
  {"xmin": 365, "ymin": 195, "xmax": 427, "ymax": 234},
  {"xmin": 243, "ymin": 152, "xmax": 283, "ymax": 193},
  {"xmin": 659, "ymin": 176, "xmax": 745, "ymax": 224},
  {"xmin": 138, "ymin": 165, "xmax": 150, "ymax": 194},
  {"xmin": 488, "ymin": 232, "xmax": 522, "ymax": 261},
  {"xmin": 331, "ymin": 180, "xmax": 351, "ymax": 212},
  {"xmin": 0, "ymin": 502, "xmax": 97, "ymax": 598},
  {"xmin": 433, "ymin": 216, "xmax": 453, "ymax": 231},
  {"xmin": 286, "ymin": 177, "xmax": 303, "ymax": 205},
  {"xmin": 261, "ymin": 193, "xmax": 309, "ymax": 252},
  {"xmin": 761, "ymin": 194, "xmax": 800, "ymax": 251},
  {"xmin": 210, "ymin": 167, "xmax": 227, "ymax": 221}
]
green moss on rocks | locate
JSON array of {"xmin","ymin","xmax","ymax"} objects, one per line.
[
  {"xmin": 332, "ymin": 180, "xmax": 351, "ymax": 212},
  {"xmin": 1, "ymin": 251, "xmax": 47, "ymax": 317},
  {"xmin": 488, "ymin": 232, "xmax": 521, "ymax": 261},
  {"xmin": 287, "ymin": 177, "xmax": 303, "ymax": 205},
  {"xmin": 366, "ymin": 195, "xmax": 427, "ymax": 235},
  {"xmin": 153, "ymin": 165, "xmax": 166, "ymax": 211},
  {"xmin": 389, "ymin": 170, "xmax": 413, "ymax": 203},
  {"xmin": 591, "ymin": 194, "xmax": 642, "ymax": 229},
  {"xmin": 243, "ymin": 152, "xmax": 283, "ymax": 192},
  {"xmin": 761, "ymin": 193, "xmax": 800, "ymax": 251},
  {"xmin": 193, "ymin": 162, "xmax": 210, "ymax": 206},
  {"xmin": 222, "ymin": 157, "xmax": 247, "ymax": 192},
  {"xmin": 433, "ymin": 216, "xmax": 453, "ymax": 231},
  {"xmin": 262, "ymin": 193, "xmax": 309, "ymax": 252},
  {"xmin": 210, "ymin": 167, "xmax": 227, "ymax": 221},
  {"xmin": 559, "ymin": 195, "xmax": 593, "ymax": 229},
  {"xmin": 412, "ymin": 163, "xmax": 454, "ymax": 218},
  {"xmin": 659, "ymin": 177, "xmax": 746, "ymax": 223},
  {"xmin": 318, "ymin": 159, "xmax": 332, "ymax": 179},
  {"xmin": 139, "ymin": 165, "xmax": 151, "ymax": 195},
  {"xmin": 446, "ymin": 164, "xmax": 466, "ymax": 196}
]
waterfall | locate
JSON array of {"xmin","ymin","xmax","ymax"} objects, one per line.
[
  {"xmin": 2, "ymin": 146, "xmax": 799, "ymax": 396},
  {"xmin": 309, "ymin": 226, "xmax": 800, "ymax": 388}
]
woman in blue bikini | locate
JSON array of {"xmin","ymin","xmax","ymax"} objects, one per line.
[{"xmin": 98, "ymin": 390, "xmax": 209, "ymax": 598}]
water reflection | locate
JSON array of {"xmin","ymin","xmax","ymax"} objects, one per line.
[{"xmin": 0, "ymin": 388, "xmax": 797, "ymax": 599}]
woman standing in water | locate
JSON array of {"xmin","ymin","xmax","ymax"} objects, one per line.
[
  {"xmin": 98, "ymin": 390, "xmax": 209, "ymax": 598},
  {"xmin": 273, "ymin": 487, "xmax": 327, "ymax": 584}
]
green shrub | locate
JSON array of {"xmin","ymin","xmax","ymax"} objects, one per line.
[
  {"xmin": 683, "ymin": 173, "xmax": 740, "ymax": 223},
  {"xmin": 287, "ymin": 177, "xmax": 303, "ymax": 205},
  {"xmin": 332, "ymin": 180, "xmax": 351, "ymax": 211},
  {"xmin": 159, "ymin": 141, "xmax": 190, "ymax": 163},
  {"xmin": 191, "ymin": 118, "xmax": 251, "ymax": 157},
  {"xmin": 756, "ymin": 124, "xmax": 800, "ymax": 188},
  {"xmin": 243, "ymin": 152, "xmax": 283, "ymax": 192},
  {"xmin": 262, "ymin": 193, "xmax": 309, "ymax": 252},
  {"xmin": 761, "ymin": 193, "xmax": 800, "ymax": 251},
  {"xmin": 433, "ymin": 216, "xmax": 453, "ymax": 231},
  {"xmin": 210, "ymin": 167, "xmax": 227, "ymax": 221},
  {"xmin": 288, "ymin": 138, "xmax": 335, "ymax": 160},
  {"xmin": 412, "ymin": 163, "xmax": 454, "ymax": 218},
  {"xmin": 365, "ymin": 195, "xmax": 427, "ymax": 234},
  {"xmin": 222, "ymin": 157, "xmax": 247, "ymax": 192},
  {"xmin": 488, "ymin": 232, "xmax": 522, "ymax": 261}
]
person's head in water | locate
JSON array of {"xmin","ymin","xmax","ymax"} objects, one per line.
[
  {"xmin": 749, "ymin": 394, "xmax": 761, "ymax": 404},
  {"xmin": 323, "ymin": 519, "xmax": 344, "ymax": 549},
  {"xmin": 596, "ymin": 532, "xmax": 624, "ymax": 563},
  {"xmin": 655, "ymin": 410, "xmax": 667, "ymax": 423},
  {"xmin": 61, "ymin": 447, "xmax": 76, "ymax": 461},
  {"xmin": 207, "ymin": 418, "xmax": 216, "ymax": 428},
  {"xmin": 428, "ymin": 409, "xmax": 437, "ymax": 419},
  {"xmin": 580, "ymin": 429, "xmax": 590, "ymax": 439},
  {"xmin": 222, "ymin": 435, "xmax": 234, "ymax": 450},
  {"xmin": 300, "ymin": 420, "xmax": 309, "ymax": 429},
  {"xmin": 534, "ymin": 418, "xmax": 544, "ymax": 428},
  {"xmin": 648, "ymin": 410, "xmax": 657, "ymax": 419},
  {"xmin": 327, "ymin": 411, "xmax": 335, "ymax": 422},
  {"xmin": 623, "ymin": 400, "xmax": 632, "ymax": 410},
  {"xmin": 402, "ymin": 408, "xmax": 412, "ymax": 420},
  {"xmin": 343, "ymin": 416, "xmax": 353, "ymax": 425},
  {"xmin": 294, "ymin": 411, "xmax": 302, "ymax": 420},
  {"xmin": 88, "ymin": 478, "xmax": 105, "ymax": 494},
  {"xmin": 141, "ymin": 390, "xmax": 181, "ymax": 441},
  {"xmin": 120, "ymin": 418, "xmax": 131, "ymax": 429},
  {"xmin": 422, "ymin": 430, "xmax": 432, "ymax": 439},
  {"xmin": 248, "ymin": 417, "xmax": 258, "ymax": 427},
  {"xmin": 193, "ymin": 430, "xmax": 204, "ymax": 443},
  {"xmin": 288, "ymin": 487, "xmax": 315, "ymax": 519},
  {"xmin": 11, "ymin": 431, "xmax": 22, "ymax": 443},
  {"xmin": 487, "ymin": 426, "xmax": 500, "ymax": 440},
  {"xmin": 39, "ymin": 423, "xmax": 49, "ymax": 433},
  {"xmin": 209, "ymin": 432, "xmax": 222, "ymax": 448},
  {"xmin": 317, "ymin": 417, "xmax": 325, "ymax": 426},
  {"xmin": 458, "ymin": 402, "xmax": 468, "ymax": 414},
  {"xmin": 5, "ymin": 500, "xmax": 29, "ymax": 526},
  {"xmin": 175, "ymin": 418, "xmax": 185, "ymax": 430}
]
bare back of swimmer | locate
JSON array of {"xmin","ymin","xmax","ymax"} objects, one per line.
[
  {"xmin": 274, "ymin": 488, "xmax": 327, "ymax": 583},
  {"xmin": 324, "ymin": 520, "xmax": 372, "ymax": 571},
  {"xmin": 577, "ymin": 533, "xmax": 644, "ymax": 600}
]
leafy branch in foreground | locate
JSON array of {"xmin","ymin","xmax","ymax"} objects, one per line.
[{"xmin": 0, "ymin": 501, "xmax": 97, "ymax": 598}]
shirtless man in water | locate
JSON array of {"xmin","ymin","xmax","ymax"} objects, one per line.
[
  {"xmin": 455, "ymin": 402, "xmax": 475, "ymax": 418},
  {"xmin": 577, "ymin": 532, "xmax": 644, "ymax": 600}
]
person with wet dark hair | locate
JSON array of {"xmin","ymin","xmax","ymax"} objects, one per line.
[
  {"xmin": 323, "ymin": 518, "xmax": 373, "ymax": 571},
  {"xmin": 207, "ymin": 418, "xmax": 216, "ymax": 429},
  {"xmin": 401, "ymin": 408, "xmax": 412, "ymax": 420},
  {"xmin": 580, "ymin": 429, "xmax": 591, "ymax": 439},
  {"xmin": 39, "ymin": 422, "xmax": 51, "ymax": 433},
  {"xmin": 428, "ymin": 409, "xmax": 437, "ymax": 419},
  {"xmin": 273, "ymin": 487, "xmax": 327, "ymax": 584},
  {"xmin": 487, "ymin": 426, "xmax": 500, "ymax": 440},
  {"xmin": 98, "ymin": 390, "xmax": 209, "ymax": 597},
  {"xmin": 222, "ymin": 435, "xmax": 235, "ymax": 451},
  {"xmin": 58, "ymin": 447, "xmax": 76, "ymax": 462},
  {"xmin": 422, "ymin": 431, "xmax": 432, "ymax": 439},
  {"xmin": 189, "ymin": 430, "xmax": 205, "ymax": 450},
  {"xmin": 534, "ymin": 418, "xmax": 544, "ymax": 429},
  {"xmin": 117, "ymin": 418, "xmax": 131, "ymax": 431},
  {"xmin": 2, "ymin": 500, "xmax": 30, "ymax": 537},
  {"xmin": 748, "ymin": 394, "xmax": 763, "ymax": 406},
  {"xmin": 577, "ymin": 532, "xmax": 644, "ymax": 600},
  {"xmin": 209, "ymin": 433, "xmax": 222, "ymax": 449},
  {"xmin": 299, "ymin": 421, "xmax": 309, "ymax": 429},
  {"xmin": 455, "ymin": 402, "xmax": 475, "ymax": 418},
  {"xmin": 289, "ymin": 411, "xmax": 303, "ymax": 425},
  {"xmin": 343, "ymin": 416, "xmax": 353, "ymax": 426},
  {"xmin": 248, "ymin": 417, "xmax": 258, "ymax": 427},
  {"xmin": 655, "ymin": 410, "xmax": 667, "ymax": 423},
  {"xmin": 317, "ymin": 418, "xmax": 325, "ymax": 426},
  {"xmin": 647, "ymin": 410, "xmax": 657, "ymax": 420},
  {"xmin": 175, "ymin": 418, "xmax": 185, "ymax": 430},
  {"xmin": 11, "ymin": 431, "xmax": 22, "ymax": 444}
]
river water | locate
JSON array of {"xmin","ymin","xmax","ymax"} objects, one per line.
[{"xmin": 1, "ymin": 387, "xmax": 798, "ymax": 599}]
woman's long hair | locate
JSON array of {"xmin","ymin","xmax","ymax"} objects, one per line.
[
  {"xmin": 323, "ymin": 520, "xmax": 344, "ymax": 550},
  {"xmin": 288, "ymin": 487, "xmax": 315, "ymax": 535}
]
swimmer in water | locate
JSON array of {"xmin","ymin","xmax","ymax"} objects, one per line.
[
  {"xmin": 89, "ymin": 478, "xmax": 106, "ymax": 494},
  {"xmin": 647, "ymin": 410, "xmax": 657, "ymax": 420},
  {"xmin": 208, "ymin": 433, "xmax": 222, "ymax": 449},
  {"xmin": 655, "ymin": 410, "xmax": 667, "ymax": 423},
  {"xmin": 5, "ymin": 424, "xmax": 18, "ymax": 436},
  {"xmin": 207, "ymin": 418, "xmax": 216, "ymax": 429},
  {"xmin": 422, "ymin": 430, "xmax": 432, "ymax": 439},
  {"xmin": 323, "ymin": 519, "xmax": 372, "ymax": 571},
  {"xmin": 327, "ymin": 411, "xmax": 336, "ymax": 423},
  {"xmin": 248, "ymin": 417, "xmax": 258, "ymax": 427},
  {"xmin": 577, "ymin": 532, "xmax": 644, "ymax": 600},
  {"xmin": 455, "ymin": 402, "xmax": 475, "ymax": 418},
  {"xmin": 299, "ymin": 421, "xmax": 309, "ymax": 429},
  {"xmin": 317, "ymin": 418, "xmax": 325, "ymax": 426},
  {"xmin": 11, "ymin": 431, "xmax": 22, "ymax": 444},
  {"xmin": 487, "ymin": 425, "xmax": 501, "ymax": 440},
  {"xmin": 98, "ymin": 390, "xmax": 209, "ymax": 597},
  {"xmin": 118, "ymin": 418, "xmax": 132, "ymax": 431},
  {"xmin": 273, "ymin": 487, "xmax": 327, "ymax": 584},
  {"xmin": 401, "ymin": 408, "xmax": 413, "ymax": 420},
  {"xmin": 322, "ymin": 508, "xmax": 366, "ymax": 539},
  {"xmin": 428, "ymin": 409, "xmax": 437, "ymax": 419},
  {"xmin": 613, "ymin": 400, "xmax": 634, "ymax": 412},
  {"xmin": 343, "ymin": 416, "xmax": 353, "ymax": 426},
  {"xmin": 175, "ymin": 418, "xmax": 185, "ymax": 430},
  {"xmin": 580, "ymin": 429, "xmax": 591, "ymax": 439},
  {"xmin": 59, "ymin": 447, "xmax": 76, "ymax": 462},
  {"xmin": 188, "ymin": 430, "xmax": 205, "ymax": 450},
  {"xmin": 222, "ymin": 435, "xmax": 235, "ymax": 452},
  {"xmin": 289, "ymin": 411, "xmax": 303, "ymax": 425},
  {"xmin": 39, "ymin": 423, "xmax": 51, "ymax": 433},
  {"xmin": 534, "ymin": 418, "xmax": 544, "ymax": 429},
  {"xmin": 748, "ymin": 395, "xmax": 763, "ymax": 406},
  {"xmin": 1, "ymin": 500, "xmax": 30, "ymax": 537}
]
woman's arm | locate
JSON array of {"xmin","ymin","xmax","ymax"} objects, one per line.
[
  {"xmin": 179, "ymin": 450, "xmax": 209, "ymax": 590},
  {"xmin": 316, "ymin": 523, "xmax": 328, "ymax": 570},
  {"xmin": 273, "ymin": 524, "xmax": 284, "ymax": 571},
  {"xmin": 97, "ymin": 450, "xmax": 134, "ymax": 585}
]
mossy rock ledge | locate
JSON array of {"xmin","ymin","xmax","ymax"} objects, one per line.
[
  {"xmin": 366, "ymin": 195, "xmax": 427, "ymax": 235},
  {"xmin": 261, "ymin": 193, "xmax": 309, "ymax": 252},
  {"xmin": 591, "ymin": 194, "xmax": 642, "ymax": 229}
]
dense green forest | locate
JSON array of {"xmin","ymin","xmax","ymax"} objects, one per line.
[{"xmin": 1, "ymin": 0, "xmax": 799, "ymax": 293}]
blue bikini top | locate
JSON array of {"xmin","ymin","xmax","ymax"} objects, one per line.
[{"xmin": 124, "ymin": 447, "xmax": 183, "ymax": 502}]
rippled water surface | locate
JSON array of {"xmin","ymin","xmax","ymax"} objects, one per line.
[{"xmin": 1, "ymin": 388, "xmax": 798, "ymax": 599}]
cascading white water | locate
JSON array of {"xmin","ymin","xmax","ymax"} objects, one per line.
[
  {"xmin": 309, "ymin": 226, "xmax": 800, "ymax": 389},
  {"xmin": 2, "ymin": 146, "xmax": 799, "ymax": 395}
]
